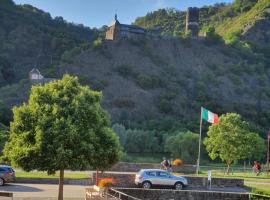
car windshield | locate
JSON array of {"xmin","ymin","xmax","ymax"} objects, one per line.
[{"xmin": 0, "ymin": 167, "xmax": 14, "ymax": 173}]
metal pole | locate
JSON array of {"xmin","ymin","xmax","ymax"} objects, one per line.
[
  {"xmin": 267, "ymin": 132, "xmax": 269, "ymax": 177},
  {"xmin": 196, "ymin": 107, "xmax": 203, "ymax": 175}
]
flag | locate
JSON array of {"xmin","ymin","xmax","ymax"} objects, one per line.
[{"xmin": 202, "ymin": 107, "xmax": 219, "ymax": 124}]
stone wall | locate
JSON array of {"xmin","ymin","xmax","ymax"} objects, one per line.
[
  {"xmin": 92, "ymin": 173, "xmax": 244, "ymax": 188},
  {"xmin": 110, "ymin": 162, "xmax": 196, "ymax": 174},
  {"xmin": 111, "ymin": 188, "xmax": 249, "ymax": 200},
  {"xmin": 185, "ymin": 176, "xmax": 244, "ymax": 187},
  {"xmin": 16, "ymin": 178, "xmax": 91, "ymax": 185}
]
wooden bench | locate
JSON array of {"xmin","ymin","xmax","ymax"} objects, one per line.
[{"xmin": 0, "ymin": 192, "xmax": 13, "ymax": 199}]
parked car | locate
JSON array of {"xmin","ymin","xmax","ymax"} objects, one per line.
[
  {"xmin": 135, "ymin": 169, "xmax": 188, "ymax": 190},
  {"xmin": 0, "ymin": 165, "xmax": 15, "ymax": 186}
]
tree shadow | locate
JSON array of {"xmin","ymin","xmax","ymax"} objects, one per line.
[{"xmin": 0, "ymin": 184, "xmax": 43, "ymax": 192}]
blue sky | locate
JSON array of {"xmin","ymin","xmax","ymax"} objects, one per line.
[{"xmin": 13, "ymin": 0, "xmax": 234, "ymax": 28}]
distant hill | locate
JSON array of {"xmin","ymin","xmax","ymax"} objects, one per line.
[
  {"xmin": 0, "ymin": 0, "xmax": 270, "ymax": 135},
  {"xmin": 0, "ymin": 0, "xmax": 100, "ymax": 86}
]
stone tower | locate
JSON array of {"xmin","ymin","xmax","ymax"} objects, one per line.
[{"xmin": 185, "ymin": 7, "xmax": 200, "ymax": 37}]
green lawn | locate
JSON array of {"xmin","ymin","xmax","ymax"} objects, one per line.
[
  {"xmin": 199, "ymin": 171, "xmax": 270, "ymax": 183},
  {"xmin": 245, "ymin": 182, "xmax": 270, "ymax": 196},
  {"xmin": 16, "ymin": 171, "xmax": 89, "ymax": 179}
]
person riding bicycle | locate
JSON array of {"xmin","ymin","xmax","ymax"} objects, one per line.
[{"xmin": 161, "ymin": 157, "xmax": 171, "ymax": 171}]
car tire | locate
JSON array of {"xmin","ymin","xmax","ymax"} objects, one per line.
[
  {"xmin": 174, "ymin": 182, "xmax": 183, "ymax": 190},
  {"xmin": 0, "ymin": 178, "xmax": 4, "ymax": 186},
  {"xmin": 142, "ymin": 181, "xmax": 151, "ymax": 189}
]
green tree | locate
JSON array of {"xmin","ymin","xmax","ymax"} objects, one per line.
[
  {"xmin": 3, "ymin": 75, "xmax": 121, "ymax": 200},
  {"xmin": 204, "ymin": 113, "xmax": 264, "ymax": 174},
  {"xmin": 165, "ymin": 131, "xmax": 199, "ymax": 164}
]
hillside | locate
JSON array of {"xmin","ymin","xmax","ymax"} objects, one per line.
[
  {"xmin": 0, "ymin": 0, "xmax": 99, "ymax": 86},
  {"xmin": 54, "ymin": 37, "xmax": 269, "ymax": 133},
  {"xmin": 0, "ymin": 0, "xmax": 270, "ymax": 135}
]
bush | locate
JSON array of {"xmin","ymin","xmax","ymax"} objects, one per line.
[
  {"xmin": 114, "ymin": 65, "xmax": 135, "ymax": 78},
  {"xmin": 93, "ymin": 38, "xmax": 103, "ymax": 49},
  {"xmin": 136, "ymin": 74, "xmax": 163, "ymax": 89},
  {"xmin": 172, "ymin": 158, "xmax": 183, "ymax": 166},
  {"xmin": 98, "ymin": 178, "xmax": 115, "ymax": 188},
  {"xmin": 159, "ymin": 99, "xmax": 173, "ymax": 114}
]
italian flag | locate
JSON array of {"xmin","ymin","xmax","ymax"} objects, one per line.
[{"xmin": 202, "ymin": 107, "xmax": 219, "ymax": 124}]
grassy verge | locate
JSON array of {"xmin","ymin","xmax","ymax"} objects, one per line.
[
  {"xmin": 16, "ymin": 171, "xmax": 89, "ymax": 179},
  {"xmin": 245, "ymin": 182, "xmax": 270, "ymax": 196}
]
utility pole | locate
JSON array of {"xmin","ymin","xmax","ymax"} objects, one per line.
[
  {"xmin": 196, "ymin": 107, "xmax": 203, "ymax": 175},
  {"xmin": 267, "ymin": 131, "xmax": 270, "ymax": 176}
]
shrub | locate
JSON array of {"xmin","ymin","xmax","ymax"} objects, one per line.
[
  {"xmin": 114, "ymin": 65, "xmax": 135, "ymax": 78},
  {"xmin": 159, "ymin": 99, "xmax": 173, "ymax": 114},
  {"xmin": 93, "ymin": 38, "xmax": 103, "ymax": 49},
  {"xmin": 98, "ymin": 178, "xmax": 115, "ymax": 188},
  {"xmin": 172, "ymin": 158, "xmax": 183, "ymax": 166}
]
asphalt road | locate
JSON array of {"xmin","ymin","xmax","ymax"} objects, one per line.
[{"xmin": 0, "ymin": 183, "xmax": 86, "ymax": 200}]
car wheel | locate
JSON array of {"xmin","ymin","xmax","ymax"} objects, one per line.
[
  {"xmin": 174, "ymin": 182, "xmax": 183, "ymax": 190},
  {"xmin": 142, "ymin": 181, "xmax": 151, "ymax": 189},
  {"xmin": 0, "ymin": 178, "xmax": 4, "ymax": 186}
]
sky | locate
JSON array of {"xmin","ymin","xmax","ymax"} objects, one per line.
[{"xmin": 13, "ymin": 0, "xmax": 234, "ymax": 28}]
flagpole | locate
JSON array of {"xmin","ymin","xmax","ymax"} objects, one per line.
[{"xmin": 196, "ymin": 107, "xmax": 203, "ymax": 175}]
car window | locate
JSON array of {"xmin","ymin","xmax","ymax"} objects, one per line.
[
  {"xmin": 0, "ymin": 168, "xmax": 6, "ymax": 172},
  {"xmin": 146, "ymin": 171, "xmax": 156, "ymax": 176},
  {"xmin": 6, "ymin": 168, "xmax": 14, "ymax": 173},
  {"xmin": 157, "ymin": 171, "xmax": 169, "ymax": 177}
]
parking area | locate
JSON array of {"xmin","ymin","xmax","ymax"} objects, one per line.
[{"xmin": 0, "ymin": 183, "xmax": 86, "ymax": 200}]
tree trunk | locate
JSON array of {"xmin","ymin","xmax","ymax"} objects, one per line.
[
  {"xmin": 226, "ymin": 164, "xmax": 231, "ymax": 175},
  {"xmin": 58, "ymin": 169, "xmax": 64, "ymax": 200}
]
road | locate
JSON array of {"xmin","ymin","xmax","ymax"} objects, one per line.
[{"xmin": 0, "ymin": 183, "xmax": 86, "ymax": 200}]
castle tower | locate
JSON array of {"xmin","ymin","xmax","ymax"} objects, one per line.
[
  {"xmin": 185, "ymin": 7, "xmax": 200, "ymax": 37},
  {"xmin": 105, "ymin": 14, "xmax": 121, "ymax": 40}
]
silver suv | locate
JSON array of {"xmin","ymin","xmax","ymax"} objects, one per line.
[
  {"xmin": 0, "ymin": 165, "xmax": 15, "ymax": 186},
  {"xmin": 135, "ymin": 169, "xmax": 188, "ymax": 190}
]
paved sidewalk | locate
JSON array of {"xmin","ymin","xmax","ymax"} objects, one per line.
[{"xmin": 0, "ymin": 183, "xmax": 86, "ymax": 200}]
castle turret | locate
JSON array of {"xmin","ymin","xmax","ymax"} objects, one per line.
[{"xmin": 185, "ymin": 7, "xmax": 200, "ymax": 37}]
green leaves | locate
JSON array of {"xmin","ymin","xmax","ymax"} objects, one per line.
[
  {"xmin": 204, "ymin": 113, "xmax": 265, "ymax": 170},
  {"xmin": 3, "ymin": 75, "xmax": 121, "ymax": 174}
]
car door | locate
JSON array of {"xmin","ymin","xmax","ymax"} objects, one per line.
[
  {"xmin": 145, "ymin": 171, "xmax": 158, "ymax": 185},
  {"xmin": 156, "ymin": 171, "xmax": 172, "ymax": 186}
]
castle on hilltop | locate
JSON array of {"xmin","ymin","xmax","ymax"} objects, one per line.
[
  {"xmin": 106, "ymin": 8, "xmax": 200, "ymax": 41},
  {"xmin": 185, "ymin": 7, "xmax": 200, "ymax": 37},
  {"xmin": 105, "ymin": 14, "xmax": 146, "ymax": 40}
]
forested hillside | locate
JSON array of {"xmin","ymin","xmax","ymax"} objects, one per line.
[
  {"xmin": 0, "ymin": 0, "xmax": 100, "ymax": 86},
  {"xmin": 0, "ymin": 0, "xmax": 270, "ymax": 162}
]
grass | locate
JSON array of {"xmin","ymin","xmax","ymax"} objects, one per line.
[
  {"xmin": 197, "ymin": 169, "xmax": 270, "ymax": 196},
  {"xmin": 16, "ymin": 171, "xmax": 89, "ymax": 179},
  {"xmin": 245, "ymin": 182, "xmax": 270, "ymax": 196},
  {"xmin": 216, "ymin": 0, "xmax": 270, "ymax": 42}
]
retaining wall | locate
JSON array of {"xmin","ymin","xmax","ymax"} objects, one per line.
[
  {"xmin": 110, "ymin": 162, "xmax": 196, "ymax": 174},
  {"xmin": 111, "ymin": 188, "xmax": 249, "ymax": 200},
  {"xmin": 92, "ymin": 173, "xmax": 244, "ymax": 188}
]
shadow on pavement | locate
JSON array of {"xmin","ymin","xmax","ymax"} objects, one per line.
[{"xmin": 0, "ymin": 184, "xmax": 43, "ymax": 192}]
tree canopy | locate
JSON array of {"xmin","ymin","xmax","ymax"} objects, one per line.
[
  {"xmin": 165, "ymin": 131, "xmax": 199, "ymax": 164},
  {"xmin": 3, "ymin": 75, "xmax": 121, "ymax": 200},
  {"xmin": 204, "ymin": 113, "xmax": 265, "ymax": 173}
]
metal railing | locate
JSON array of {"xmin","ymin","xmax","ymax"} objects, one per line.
[
  {"xmin": 107, "ymin": 188, "xmax": 141, "ymax": 200},
  {"xmin": 249, "ymin": 193, "xmax": 270, "ymax": 200}
]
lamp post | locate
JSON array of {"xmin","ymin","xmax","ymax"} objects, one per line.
[{"xmin": 267, "ymin": 131, "xmax": 270, "ymax": 176}]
